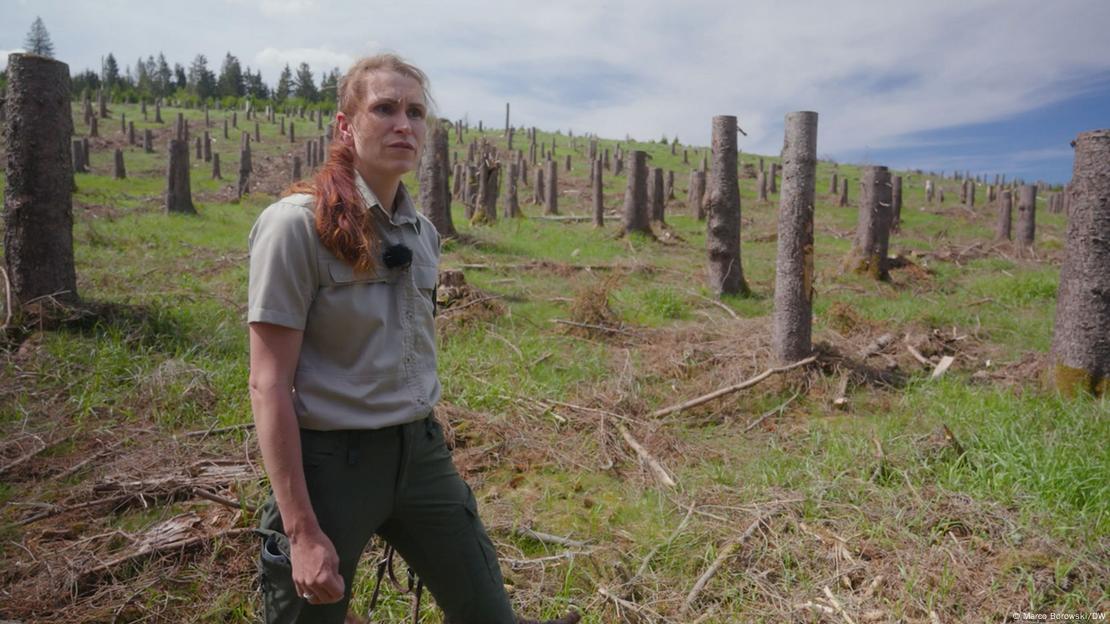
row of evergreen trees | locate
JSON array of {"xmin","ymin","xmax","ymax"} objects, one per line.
[
  {"xmin": 7, "ymin": 17, "xmax": 339, "ymax": 108},
  {"xmin": 71, "ymin": 53, "xmax": 340, "ymax": 107}
]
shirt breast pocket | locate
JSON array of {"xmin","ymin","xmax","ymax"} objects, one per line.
[{"xmin": 412, "ymin": 264, "xmax": 438, "ymax": 316}]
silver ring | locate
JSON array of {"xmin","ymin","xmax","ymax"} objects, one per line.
[{"xmin": 302, "ymin": 592, "xmax": 314, "ymax": 601}]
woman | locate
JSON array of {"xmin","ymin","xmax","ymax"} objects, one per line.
[{"xmin": 247, "ymin": 54, "xmax": 578, "ymax": 624}]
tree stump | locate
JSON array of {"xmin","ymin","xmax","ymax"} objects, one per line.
[
  {"xmin": 165, "ymin": 138, "xmax": 195, "ymax": 214},
  {"xmin": 3, "ymin": 53, "xmax": 79, "ymax": 305},
  {"xmin": 418, "ymin": 122, "xmax": 457, "ymax": 236},
  {"xmin": 844, "ymin": 166, "xmax": 892, "ymax": 280},
  {"xmin": 891, "ymin": 175, "xmax": 903, "ymax": 232},
  {"xmin": 544, "ymin": 159, "xmax": 558, "ymax": 215},
  {"xmin": 995, "ymin": 189, "xmax": 1012, "ymax": 240},
  {"xmin": 622, "ymin": 151, "xmax": 651, "ymax": 236},
  {"xmin": 705, "ymin": 115, "xmax": 749, "ymax": 296},
  {"xmin": 829, "ymin": 172, "xmax": 838, "ymax": 195},
  {"xmin": 155, "ymin": 100, "xmax": 163, "ymax": 124},
  {"xmin": 772, "ymin": 111, "xmax": 818, "ymax": 363},
  {"xmin": 666, "ymin": 169, "xmax": 675, "ymax": 200},
  {"xmin": 476, "ymin": 160, "xmax": 499, "ymax": 223},
  {"xmin": 238, "ymin": 147, "xmax": 251, "ymax": 199},
  {"xmin": 757, "ymin": 171, "xmax": 768, "ymax": 201},
  {"xmin": 1016, "ymin": 184, "xmax": 1037, "ymax": 248},
  {"xmin": 564, "ymin": 154, "xmax": 571, "ymax": 172},
  {"xmin": 532, "ymin": 165, "xmax": 545, "ymax": 206},
  {"xmin": 292, "ymin": 155, "xmax": 302, "ymax": 181},
  {"xmin": 232, "ymin": 111, "xmax": 238, "ymax": 128},
  {"xmin": 128, "ymin": 121, "xmax": 135, "ymax": 145},
  {"xmin": 71, "ymin": 140, "xmax": 87, "ymax": 173},
  {"xmin": 113, "ymin": 148, "xmax": 126, "ymax": 179},
  {"xmin": 768, "ymin": 162, "xmax": 778, "ymax": 193},
  {"xmin": 289, "ymin": 122, "xmax": 295, "ymax": 143},
  {"xmin": 592, "ymin": 158, "xmax": 604, "ymax": 227},
  {"xmin": 1051, "ymin": 128, "xmax": 1110, "ymax": 396},
  {"xmin": 838, "ymin": 177, "xmax": 849, "ymax": 207},
  {"xmin": 966, "ymin": 180, "xmax": 975, "ymax": 208},
  {"xmin": 90, "ymin": 115, "xmax": 98, "ymax": 138},
  {"xmin": 195, "ymin": 136, "xmax": 202, "ymax": 160},
  {"xmin": 650, "ymin": 167, "xmax": 665, "ymax": 222},
  {"xmin": 212, "ymin": 153, "xmax": 222, "ymax": 180},
  {"xmin": 504, "ymin": 161, "xmax": 521, "ymax": 219},
  {"xmin": 688, "ymin": 169, "xmax": 706, "ymax": 220},
  {"xmin": 255, "ymin": 121, "xmax": 261, "ymax": 143},
  {"xmin": 144, "ymin": 129, "xmax": 153, "ymax": 153}
]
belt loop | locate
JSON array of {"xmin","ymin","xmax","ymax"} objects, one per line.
[{"xmin": 347, "ymin": 431, "xmax": 360, "ymax": 466}]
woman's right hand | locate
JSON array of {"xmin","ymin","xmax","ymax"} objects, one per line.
[{"xmin": 290, "ymin": 527, "xmax": 345, "ymax": 604}]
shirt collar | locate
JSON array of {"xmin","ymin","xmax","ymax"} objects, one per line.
[{"xmin": 354, "ymin": 171, "xmax": 421, "ymax": 232}]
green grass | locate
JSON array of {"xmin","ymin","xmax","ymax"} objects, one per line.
[{"xmin": 0, "ymin": 102, "xmax": 1102, "ymax": 623}]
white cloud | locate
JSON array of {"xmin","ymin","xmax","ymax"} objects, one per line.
[
  {"xmin": 254, "ymin": 46, "xmax": 354, "ymax": 79},
  {"xmin": 224, "ymin": 0, "xmax": 319, "ymax": 17}
]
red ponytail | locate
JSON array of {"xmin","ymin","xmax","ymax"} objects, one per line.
[{"xmin": 287, "ymin": 139, "xmax": 382, "ymax": 273}]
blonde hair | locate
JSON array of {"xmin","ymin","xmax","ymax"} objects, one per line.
[{"xmin": 337, "ymin": 53, "xmax": 435, "ymax": 117}]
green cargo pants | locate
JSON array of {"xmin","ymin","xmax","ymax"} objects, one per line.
[{"xmin": 256, "ymin": 414, "xmax": 516, "ymax": 623}]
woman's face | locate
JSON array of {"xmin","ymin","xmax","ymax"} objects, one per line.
[{"xmin": 338, "ymin": 70, "xmax": 428, "ymax": 183}]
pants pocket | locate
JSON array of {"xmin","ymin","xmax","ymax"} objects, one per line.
[{"xmin": 256, "ymin": 529, "xmax": 300, "ymax": 624}]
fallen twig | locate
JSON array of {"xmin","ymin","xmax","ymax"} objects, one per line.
[
  {"xmin": 681, "ymin": 508, "xmax": 782, "ymax": 615},
  {"xmin": 0, "ymin": 435, "xmax": 48, "ymax": 475},
  {"xmin": 616, "ymin": 423, "xmax": 677, "ymax": 488},
  {"xmin": 637, "ymin": 501, "xmax": 695, "ymax": 577},
  {"xmin": 822, "ymin": 585, "xmax": 857, "ymax": 624},
  {"xmin": 512, "ymin": 527, "xmax": 589, "ymax": 549},
  {"xmin": 685, "ymin": 289, "xmax": 738, "ymax": 319},
  {"xmin": 930, "ymin": 355, "xmax": 955, "ymax": 379},
  {"xmin": 743, "ymin": 391, "xmax": 800, "ymax": 432},
  {"xmin": 192, "ymin": 487, "xmax": 255, "ymax": 513},
  {"xmin": 551, "ymin": 318, "xmax": 637, "ymax": 336},
  {"xmin": 905, "ymin": 343, "xmax": 931, "ymax": 367},
  {"xmin": 651, "ymin": 355, "xmax": 817, "ymax": 419},
  {"xmin": 184, "ymin": 422, "xmax": 255, "ymax": 438}
]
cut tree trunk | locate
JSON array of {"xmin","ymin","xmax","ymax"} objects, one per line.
[
  {"xmin": 705, "ymin": 115, "xmax": 749, "ymax": 296},
  {"xmin": 165, "ymin": 138, "xmax": 196, "ymax": 214},
  {"xmin": 622, "ymin": 150, "xmax": 651, "ymax": 236},
  {"xmin": 1016, "ymin": 184, "xmax": 1037, "ymax": 248},
  {"xmin": 113, "ymin": 148, "xmax": 126, "ymax": 179},
  {"xmin": 891, "ymin": 175, "xmax": 903, "ymax": 232},
  {"xmin": 292, "ymin": 155, "xmax": 302, "ymax": 181},
  {"xmin": 592, "ymin": 158, "xmax": 604, "ymax": 227},
  {"xmin": 838, "ymin": 177, "xmax": 849, "ymax": 207},
  {"xmin": 212, "ymin": 152, "xmax": 222, "ymax": 180},
  {"xmin": 71, "ymin": 140, "xmax": 87, "ymax": 173},
  {"xmin": 419, "ymin": 122, "xmax": 457, "ymax": 237},
  {"xmin": 689, "ymin": 169, "xmax": 706, "ymax": 220},
  {"xmin": 650, "ymin": 167, "xmax": 665, "ymax": 222},
  {"xmin": 772, "ymin": 111, "xmax": 818, "ymax": 363},
  {"xmin": 843, "ymin": 166, "xmax": 892, "ymax": 280},
  {"xmin": 238, "ymin": 147, "xmax": 251, "ymax": 199},
  {"xmin": 995, "ymin": 189, "xmax": 1012, "ymax": 240},
  {"xmin": 544, "ymin": 159, "xmax": 558, "ymax": 215},
  {"xmin": 1051, "ymin": 128, "xmax": 1110, "ymax": 396},
  {"xmin": 504, "ymin": 161, "xmax": 521, "ymax": 219},
  {"xmin": 3, "ymin": 54, "xmax": 80, "ymax": 306}
]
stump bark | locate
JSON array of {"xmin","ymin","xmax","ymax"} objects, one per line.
[
  {"xmin": 144, "ymin": 129, "xmax": 153, "ymax": 153},
  {"xmin": 3, "ymin": 53, "xmax": 79, "ymax": 305},
  {"xmin": 238, "ymin": 147, "xmax": 251, "ymax": 199},
  {"xmin": 705, "ymin": 115, "xmax": 749, "ymax": 295},
  {"xmin": 650, "ymin": 167, "xmax": 665, "ymax": 222},
  {"xmin": 688, "ymin": 169, "xmax": 706, "ymax": 220},
  {"xmin": 844, "ymin": 166, "xmax": 892, "ymax": 280},
  {"xmin": 838, "ymin": 177, "xmax": 849, "ymax": 207},
  {"xmin": 71, "ymin": 140, "xmax": 87, "ymax": 173},
  {"xmin": 544, "ymin": 159, "xmax": 558, "ymax": 215},
  {"xmin": 1050, "ymin": 128, "xmax": 1110, "ymax": 396},
  {"xmin": 113, "ymin": 148, "xmax": 125, "ymax": 179},
  {"xmin": 622, "ymin": 150, "xmax": 651, "ymax": 236},
  {"xmin": 418, "ymin": 122, "xmax": 457, "ymax": 237},
  {"xmin": 165, "ymin": 138, "xmax": 196, "ymax": 214},
  {"xmin": 592, "ymin": 158, "xmax": 604, "ymax": 227},
  {"xmin": 212, "ymin": 153, "xmax": 222, "ymax": 180},
  {"xmin": 891, "ymin": 175, "xmax": 903, "ymax": 232},
  {"xmin": 504, "ymin": 161, "xmax": 521, "ymax": 219},
  {"xmin": 772, "ymin": 111, "xmax": 818, "ymax": 364},
  {"xmin": 533, "ymin": 166, "xmax": 545, "ymax": 206},
  {"xmin": 995, "ymin": 189, "xmax": 1012, "ymax": 240},
  {"xmin": 1016, "ymin": 185, "xmax": 1037, "ymax": 248},
  {"xmin": 292, "ymin": 155, "xmax": 302, "ymax": 181}
]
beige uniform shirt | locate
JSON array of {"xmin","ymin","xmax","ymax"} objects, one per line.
[{"xmin": 247, "ymin": 175, "xmax": 441, "ymax": 430}]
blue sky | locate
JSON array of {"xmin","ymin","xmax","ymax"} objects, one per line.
[{"xmin": 2, "ymin": 0, "xmax": 1108, "ymax": 184}]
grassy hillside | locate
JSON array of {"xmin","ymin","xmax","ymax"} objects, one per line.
[{"xmin": 0, "ymin": 102, "xmax": 1106, "ymax": 623}]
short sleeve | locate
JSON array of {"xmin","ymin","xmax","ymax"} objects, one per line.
[{"xmin": 247, "ymin": 201, "xmax": 319, "ymax": 329}]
